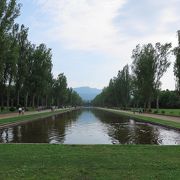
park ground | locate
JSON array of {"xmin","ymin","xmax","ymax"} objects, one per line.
[
  {"xmin": 0, "ymin": 107, "xmax": 180, "ymax": 130},
  {"xmin": 0, "ymin": 145, "xmax": 179, "ymax": 179},
  {"xmin": 97, "ymin": 108, "xmax": 180, "ymax": 130},
  {"xmin": 0, "ymin": 108, "xmax": 76, "ymax": 128},
  {"xmin": 0, "ymin": 108, "xmax": 179, "ymax": 179}
]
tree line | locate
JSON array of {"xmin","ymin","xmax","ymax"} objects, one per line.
[
  {"xmin": 93, "ymin": 33, "xmax": 180, "ymax": 110},
  {"xmin": 0, "ymin": 0, "xmax": 82, "ymax": 111}
]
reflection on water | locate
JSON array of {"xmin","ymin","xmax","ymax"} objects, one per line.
[{"xmin": 0, "ymin": 109, "xmax": 179, "ymax": 145}]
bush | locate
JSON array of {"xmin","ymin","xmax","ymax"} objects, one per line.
[
  {"xmin": 9, "ymin": 107, "xmax": 16, "ymax": 112},
  {"xmin": 153, "ymin": 110, "xmax": 159, "ymax": 114},
  {"xmin": 1, "ymin": 106, "xmax": 4, "ymax": 112},
  {"xmin": 161, "ymin": 110, "xmax": 165, "ymax": 114}
]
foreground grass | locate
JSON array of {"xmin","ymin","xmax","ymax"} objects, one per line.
[
  {"xmin": 0, "ymin": 109, "xmax": 73, "ymax": 127},
  {"xmin": 98, "ymin": 108, "xmax": 180, "ymax": 130},
  {"xmin": 0, "ymin": 145, "xmax": 179, "ymax": 179}
]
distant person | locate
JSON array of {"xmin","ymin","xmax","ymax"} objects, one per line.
[
  {"xmin": 18, "ymin": 107, "xmax": 22, "ymax": 115},
  {"xmin": 133, "ymin": 108, "xmax": 135, "ymax": 114},
  {"xmin": 51, "ymin": 106, "xmax": 54, "ymax": 112},
  {"xmin": 22, "ymin": 107, "xmax": 25, "ymax": 115}
]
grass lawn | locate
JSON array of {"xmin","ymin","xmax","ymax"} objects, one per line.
[
  {"xmin": 0, "ymin": 109, "xmax": 73, "ymax": 127},
  {"xmin": 98, "ymin": 108, "xmax": 180, "ymax": 130},
  {"xmin": 152, "ymin": 109, "xmax": 180, "ymax": 116},
  {"xmin": 0, "ymin": 145, "xmax": 179, "ymax": 179},
  {"xmin": 0, "ymin": 107, "xmax": 36, "ymax": 114}
]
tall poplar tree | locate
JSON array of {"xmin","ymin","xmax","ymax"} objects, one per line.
[{"xmin": 174, "ymin": 30, "xmax": 180, "ymax": 93}]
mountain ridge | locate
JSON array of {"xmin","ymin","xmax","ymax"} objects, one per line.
[{"xmin": 73, "ymin": 86, "xmax": 102, "ymax": 101}]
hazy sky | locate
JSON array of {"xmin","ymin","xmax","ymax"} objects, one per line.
[{"xmin": 17, "ymin": 0, "xmax": 180, "ymax": 89}]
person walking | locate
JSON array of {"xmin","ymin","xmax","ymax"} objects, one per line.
[
  {"xmin": 18, "ymin": 107, "xmax": 22, "ymax": 115},
  {"xmin": 22, "ymin": 107, "xmax": 25, "ymax": 115}
]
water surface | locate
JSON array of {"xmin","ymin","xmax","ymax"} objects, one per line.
[{"xmin": 0, "ymin": 109, "xmax": 179, "ymax": 145}]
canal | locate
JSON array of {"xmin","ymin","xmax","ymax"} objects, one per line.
[{"xmin": 0, "ymin": 109, "xmax": 179, "ymax": 144}]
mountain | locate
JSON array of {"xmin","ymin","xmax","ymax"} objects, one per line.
[{"xmin": 73, "ymin": 87, "xmax": 102, "ymax": 101}]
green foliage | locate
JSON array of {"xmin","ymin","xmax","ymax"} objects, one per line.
[
  {"xmin": 92, "ymin": 65, "xmax": 131, "ymax": 108},
  {"xmin": 9, "ymin": 106, "xmax": 16, "ymax": 112},
  {"xmin": 153, "ymin": 110, "xmax": 159, "ymax": 114},
  {"xmin": 1, "ymin": 106, "xmax": 4, "ymax": 112},
  {"xmin": 0, "ymin": 1, "xmax": 82, "ymax": 108},
  {"xmin": 93, "ymin": 42, "xmax": 172, "ymax": 110},
  {"xmin": 158, "ymin": 90, "xmax": 180, "ymax": 108},
  {"xmin": 131, "ymin": 43, "xmax": 171, "ymax": 109},
  {"xmin": 174, "ymin": 31, "xmax": 180, "ymax": 93},
  {"xmin": 161, "ymin": 110, "xmax": 165, "ymax": 114}
]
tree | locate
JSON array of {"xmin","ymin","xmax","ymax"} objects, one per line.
[
  {"xmin": 154, "ymin": 43, "xmax": 171, "ymax": 109},
  {"xmin": 131, "ymin": 44, "xmax": 156, "ymax": 110},
  {"xmin": 174, "ymin": 30, "xmax": 180, "ymax": 93},
  {"xmin": 4, "ymin": 24, "xmax": 19, "ymax": 107},
  {"xmin": 15, "ymin": 24, "xmax": 29, "ymax": 106},
  {"xmin": 131, "ymin": 43, "xmax": 171, "ymax": 110},
  {"xmin": 53, "ymin": 74, "xmax": 68, "ymax": 107},
  {"xmin": 115, "ymin": 65, "xmax": 131, "ymax": 108},
  {"xmin": 0, "ymin": 0, "xmax": 20, "ymax": 107},
  {"xmin": 92, "ymin": 65, "xmax": 131, "ymax": 109},
  {"xmin": 29, "ymin": 44, "xmax": 52, "ymax": 107}
]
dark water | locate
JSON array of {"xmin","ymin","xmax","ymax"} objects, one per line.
[{"xmin": 0, "ymin": 109, "xmax": 179, "ymax": 145}]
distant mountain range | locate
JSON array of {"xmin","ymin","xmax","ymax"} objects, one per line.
[{"xmin": 73, "ymin": 87, "xmax": 102, "ymax": 101}]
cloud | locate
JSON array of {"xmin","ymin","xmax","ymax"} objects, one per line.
[
  {"xmin": 32, "ymin": 0, "xmax": 180, "ymax": 58},
  {"xmin": 30, "ymin": 0, "xmax": 180, "ymax": 89},
  {"xmin": 33, "ymin": 0, "xmax": 127, "ymax": 55}
]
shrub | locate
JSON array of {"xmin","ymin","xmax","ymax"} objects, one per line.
[
  {"xmin": 153, "ymin": 110, "xmax": 159, "ymax": 114},
  {"xmin": 161, "ymin": 110, "xmax": 165, "ymax": 114},
  {"xmin": 1, "ymin": 106, "xmax": 4, "ymax": 112},
  {"xmin": 9, "ymin": 107, "xmax": 16, "ymax": 112}
]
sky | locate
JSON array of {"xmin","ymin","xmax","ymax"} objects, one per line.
[{"xmin": 17, "ymin": 0, "xmax": 180, "ymax": 90}]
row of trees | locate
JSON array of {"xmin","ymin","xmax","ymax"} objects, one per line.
[
  {"xmin": 0, "ymin": 0, "xmax": 82, "ymax": 109},
  {"xmin": 93, "ymin": 34, "xmax": 180, "ymax": 110}
]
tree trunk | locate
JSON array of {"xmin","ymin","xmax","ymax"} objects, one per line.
[
  {"xmin": 7, "ymin": 90, "xmax": 10, "ymax": 108},
  {"xmin": 148, "ymin": 97, "xmax": 151, "ymax": 110},
  {"xmin": 25, "ymin": 92, "xmax": 28, "ymax": 108},
  {"xmin": 1, "ymin": 94, "xmax": 4, "ymax": 107},
  {"xmin": 11, "ymin": 98, "xmax": 14, "ymax": 107},
  {"xmin": 41, "ymin": 97, "xmax": 44, "ymax": 107},
  {"xmin": 156, "ymin": 95, "xmax": 159, "ymax": 110},
  {"xmin": 143, "ymin": 102, "xmax": 146, "ymax": 112},
  {"xmin": 7, "ymin": 77, "xmax": 12, "ymax": 108},
  {"xmin": 37, "ymin": 96, "xmax": 40, "ymax": 107},
  {"xmin": 17, "ymin": 90, "xmax": 20, "ymax": 106},
  {"xmin": 32, "ymin": 94, "xmax": 35, "ymax": 108},
  {"xmin": 46, "ymin": 95, "xmax": 48, "ymax": 107}
]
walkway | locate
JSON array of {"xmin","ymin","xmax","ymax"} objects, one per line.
[
  {"xmin": 104, "ymin": 108, "xmax": 180, "ymax": 123},
  {"xmin": 0, "ymin": 109, "xmax": 51, "ymax": 120}
]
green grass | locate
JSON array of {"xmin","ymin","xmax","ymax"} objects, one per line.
[
  {"xmin": 152, "ymin": 109, "xmax": 180, "ymax": 116},
  {"xmin": 0, "ymin": 107, "xmax": 36, "ymax": 114},
  {"xmin": 98, "ymin": 108, "xmax": 180, "ymax": 130},
  {"xmin": 0, "ymin": 145, "xmax": 179, "ymax": 179},
  {"xmin": 0, "ymin": 109, "xmax": 73, "ymax": 127}
]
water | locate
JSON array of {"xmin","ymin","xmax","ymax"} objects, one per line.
[{"xmin": 0, "ymin": 109, "xmax": 179, "ymax": 145}]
